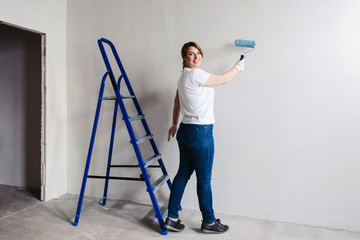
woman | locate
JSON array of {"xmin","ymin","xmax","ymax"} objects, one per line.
[{"xmin": 165, "ymin": 41, "xmax": 245, "ymax": 234}]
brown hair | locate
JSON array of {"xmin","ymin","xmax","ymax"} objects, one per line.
[{"xmin": 181, "ymin": 42, "xmax": 204, "ymax": 69}]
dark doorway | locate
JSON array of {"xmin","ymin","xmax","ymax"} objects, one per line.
[{"xmin": 0, "ymin": 22, "xmax": 44, "ymax": 200}]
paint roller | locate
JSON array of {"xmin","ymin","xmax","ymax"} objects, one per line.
[{"xmin": 235, "ymin": 38, "xmax": 256, "ymax": 60}]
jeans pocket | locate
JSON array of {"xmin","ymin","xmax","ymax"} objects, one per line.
[{"xmin": 181, "ymin": 127, "xmax": 199, "ymax": 147}]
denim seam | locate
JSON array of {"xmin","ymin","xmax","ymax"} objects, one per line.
[{"xmin": 204, "ymin": 128, "xmax": 215, "ymax": 224}]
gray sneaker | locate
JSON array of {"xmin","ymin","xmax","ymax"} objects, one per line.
[
  {"xmin": 201, "ymin": 218, "xmax": 229, "ymax": 234},
  {"xmin": 164, "ymin": 217, "xmax": 185, "ymax": 232}
]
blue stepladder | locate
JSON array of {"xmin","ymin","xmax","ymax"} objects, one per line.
[{"xmin": 73, "ymin": 38, "xmax": 174, "ymax": 235}]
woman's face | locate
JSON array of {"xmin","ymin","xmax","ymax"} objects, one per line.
[{"xmin": 184, "ymin": 46, "xmax": 202, "ymax": 69}]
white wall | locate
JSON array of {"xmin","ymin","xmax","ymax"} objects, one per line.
[
  {"xmin": 67, "ymin": 0, "xmax": 360, "ymax": 232},
  {"xmin": 0, "ymin": 0, "xmax": 67, "ymax": 200}
]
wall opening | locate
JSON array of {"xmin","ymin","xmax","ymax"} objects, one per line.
[{"xmin": 0, "ymin": 21, "xmax": 45, "ymax": 200}]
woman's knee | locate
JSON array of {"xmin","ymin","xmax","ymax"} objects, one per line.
[
  {"xmin": 175, "ymin": 171, "xmax": 192, "ymax": 182},
  {"xmin": 196, "ymin": 178, "xmax": 212, "ymax": 188}
]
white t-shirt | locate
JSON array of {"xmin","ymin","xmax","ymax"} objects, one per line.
[{"xmin": 178, "ymin": 68, "xmax": 215, "ymax": 124}]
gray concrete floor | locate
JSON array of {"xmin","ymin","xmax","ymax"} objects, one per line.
[{"xmin": 1, "ymin": 184, "xmax": 360, "ymax": 240}]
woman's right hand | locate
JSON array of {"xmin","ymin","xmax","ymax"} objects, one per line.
[
  {"xmin": 234, "ymin": 55, "xmax": 245, "ymax": 72},
  {"xmin": 168, "ymin": 124, "xmax": 178, "ymax": 141}
]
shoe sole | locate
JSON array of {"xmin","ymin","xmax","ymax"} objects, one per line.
[
  {"xmin": 165, "ymin": 224, "xmax": 185, "ymax": 232},
  {"xmin": 201, "ymin": 228, "xmax": 228, "ymax": 234}
]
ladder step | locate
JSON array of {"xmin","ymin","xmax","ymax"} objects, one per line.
[
  {"xmin": 122, "ymin": 95, "xmax": 135, "ymax": 99},
  {"xmin": 155, "ymin": 200, "xmax": 169, "ymax": 219},
  {"xmin": 102, "ymin": 95, "xmax": 135, "ymax": 100},
  {"xmin": 128, "ymin": 114, "xmax": 145, "ymax": 121},
  {"xmin": 102, "ymin": 96, "xmax": 117, "ymax": 100},
  {"xmin": 151, "ymin": 175, "xmax": 169, "ymax": 193},
  {"xmin": 87, "ymin": 175, "xmax": 144, "ymax": 181},
  {"xmin": 136, "ymin": 134, "xmax": 153, "ymax": 144},
  {"xmin": 109, "ymin": 164, "xmax": 160, "ymax": 168},
  {"xmin": 144, "ymin": 154, "xmax": 161, "ymax": 168}
]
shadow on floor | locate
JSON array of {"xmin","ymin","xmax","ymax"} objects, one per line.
[{"xmin": 0, "ymin": 184, "xmax": 40, "ymax": 219}]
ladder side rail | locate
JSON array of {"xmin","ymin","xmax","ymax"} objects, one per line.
[
  {"xmin": 111, "ymin": 66, "xmax": 168, "ymax": 233},
  {"xmin": 74, "ymin": 72, "xmax": 108, "ymax": 226},
  {"xmin": 108, "ymin": 38, "xmax": 174, "ymax": 195},
  {"xmin": 102, "ymin": 102, "xmax": 118, "ymax": 206},
  {"xmin": 102, "ymin": 99, "xmax": 119, "ymax": 206},
  {"xmin": 98, "ymin": 39, "xmax": 118, "ymax": 91},
  {"xmin": 121, "ymin": 114, "xmax": 167, "ymax": 234},
  {"xmin": 135, "ymin": 147, "xmax": 168, "ymax": 234},
  {"xmin": 102, "ymin": 76, "xmax": 123, "ymax": 206},
  {"xmin": 120, "ymin": 81, "xmax": 170, "ymax": 235}
]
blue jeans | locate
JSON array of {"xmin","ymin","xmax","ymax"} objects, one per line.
[{"xmin": 168, "ymin": 123, "xmax": 215, "ymax": 224}]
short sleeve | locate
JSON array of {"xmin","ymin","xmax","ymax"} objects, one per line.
[{"xmin": 192, "ymin": 69, "xmax": 211, "ymax": 86}]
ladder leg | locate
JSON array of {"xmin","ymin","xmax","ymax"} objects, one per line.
[
  {"xmin": 74, "ymin": 73, "xmax": 107, "ymax": 226},
  {"xmin": 102, "ymin": 99, "xmax": 119, "ymax": 206},
  {"xmin": 152, "ymin": 193, "xmax": 168, "ymax": 235},
  {"xmin": 128, "ymin": 138, "xmax": 168, "ymax": 235},
  {"xmin": 139, "ymin": 163, "xmax": 168, "ymax": 235}
]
